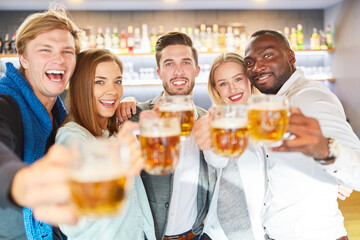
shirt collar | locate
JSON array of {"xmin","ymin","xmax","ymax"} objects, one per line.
[{"xmin": 277, "ymin": 68, "xmax": 305, "ymax": 96}]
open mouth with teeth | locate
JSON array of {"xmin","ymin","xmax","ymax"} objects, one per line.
[
  {"xmin": 171, "ymin": 79, "xmax": 187, "ymax": 87},
  {"xmin": 99, "ymin": 99, "xmax": 116, "ymax": 108},
  {"xmin": 228, "ymin": 93, "xmax": 244, "ymax": 102},
  {"xmin": 255, "ymin": 73, "xmax": 272, "ymax": 84},
  {"xmin": 45, "ymin": 70, "xmax": 65, "ymax": 82}
]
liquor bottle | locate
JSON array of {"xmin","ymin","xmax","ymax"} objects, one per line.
[
  {"xmin": 193, "ymin": 27, "xmax": 202, "ymax": 51},
  {"xmin": 206, "ymin": 26, "xmax": 213, "ymax": 52},
  {"xmin": 289, "ymin": 27, "xmax": 297, "ymax": 50},
  {"xmin": 150, "ymin": 27, "xmax": 158, "ymax": 53},
  {"xmin": 180, "ymin": 27, "xmax": 187, "ymax": 34},
  {"xmin": 212, "ymin": 24, "xmax": 220, "ymax": 52},
  {"xmin": 104, "ymin": 27, "xmax": 112, "ymax": 50},
  {"xmin": 0, "ymin": 36, "xmax": 3, "ymax": 54},
  {"xmin": 240, "ymin": 32, "xmax": 248, "ymax": 53},
  {"xmin": 2, "ymin": 34, "xmax": 10, "ymax": 54},
  {"xmin": 219, "ymin": 27, "xmax": 226, "ymax": 52},
  {"xmin": 319, "ymin": 29, "xmax": 328, "ymax": 50},
  {"xmin": 96, "ymin": 26, "xmax": 104, "ymax": 49},
  {"xmin": 187, "ymin": 27, "xmax": 194, "ymax": 42},
  {"xmin": 225, "ymin": 26, "xmax": 235, "ymax": 51},
  {"xmin": 111, "ymin": 26, "xmax": 120, "ymax": 52},
  {"xmin": 199, "ymin": 24, "xmax": 207, "ymax": 52},
  {"xmin": 78, "ymin": 31, "xmax": 89, "ymax": 50},
  {"xmin": 296, "ymin": 24, "xmax": 304, "ymax": 50},
  {"xmin": 133, "ymin": 27, "xmax": 142, "ymax": 53},
  {"xmin": 141, "ymin": 24, "xmax": 151, "ymax": 53},
  {"xmin": 127, "ymin": 25, "xmax": 134, "ymax": 53},
  {"xmin": 310, "ymin": 28, "xmax": 320, "ymax": 50},
  {"xmin": 326, "ymin": 24, "xmax": 334, "ymax": 49},
  {"xmin": 119, "ymin": 29, "xmax": 128, "ymax": 54},
  {"xmin": 283, "ymin": 26, "xmax": 290, "ymax": 43},
  {"xmin": 234, "ymin": 28, "xmax": 241, "ymax": 52},
  {"xmin": 10, "ymin": 33, "xmax": 16, "ymax": 53}
]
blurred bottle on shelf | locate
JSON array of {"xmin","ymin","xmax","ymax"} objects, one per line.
[
  {"xmin": 219, "ymin": 26, "xmax": 226, "ymax": 52},
  {"xmin": 127, "ymin": 26, "xmax": 134, "ymax": 53},
  {"xmin": 133, "ymin": 27, "xmax": 142, "ymax": 53},
  {"xmin": 187, "ymin": 27, "xmax": 194, "ymax": 43},
  {"xmin": 284, "ymin": 26, "xmax": 290, "ymax": 43},
  {"xmin": 158, "ymin": 25, "xmax": 164, "ymax": 37},
  {"xmin": 79, "ymin": 31, "xmax": 89, "ymax": 50},
  {"xmin": 326, "ymin": 24, "xmax": 334, "ymax": 49},
  {"xmin": 199, "ymin": 24, "xmax": 207, "ymax": 52},
  {"xmin": 1, "ymin": 34, "xmax": 10, "ymax": 54},
  {"xmin": 193, "ymin": 27, "xmax": 202, "ymax": 51},
  {"xmin": 319, "ymin": 29, "xmax": 328, "ymax": 50},
  {"xmin": 234, "ymin": 28, "xmax": 241, "ymax": 52},
  {"xmin": 289, "ymin": 27, "xmax": 297, "ymax": 50},
  {"xmin": 296, "ymin": 24, "xmax": 304, "ymax": 50},
  {"xmin": 96, "ymin": 26, "xmax": 105, "ymax": 49},
  {"xmin": 104, "ymin": 27, "xmax": 112, "ymax": 50},
  {"xmin": 111, "ymin": 26, "xmax": 120, "ymax": 52},
  {"xmin": 206, "ymin": 26, "xmax": 213, "ymax": 52},
  {"xmin": 225, "ymin": 26, "xmax": 235, "ymax": 51},
  {"xmin": 140, "ymin": 24, "xmax": 151, "ymax": 53},
  {"xmin": 120, "ymin": 29, "xmax": 128, "ymax": 54},
  {"xmin": 10, "ymin": 33, "xmax": 16, "ymax": 54},
  {"xmin": 150, "ymin": 27, "xmax": 158, "ymax": 53},
  {"xmin": 212, "ymin": 24, "xmax": 220, "ymax": 52},
  {"xmin": 310, "ymin": 28, "xmax": 320, "ymax": 50}
]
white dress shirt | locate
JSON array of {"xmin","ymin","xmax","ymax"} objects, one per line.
[
  {"xmin": 262, "ymin": 69, "xmax": 360, "ymax": 240},
  {"xmin": 164, "ymin": 133, "xmax": 200, "ymax": 235},
  {"xmin": 202, "ymin": 142, "xmax": 267, "ymax": 240}
]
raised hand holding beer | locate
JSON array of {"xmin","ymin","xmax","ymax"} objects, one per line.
[
  {"xmin": 138, "ymin": 110, "xmax": 181, "ymax": 175},
  {"xmin": 68, "ymin": 138, "xmax": 132, "ymax": 218},
  {"xmin": 211, "ymin": 105, "xmax": 249, "ymax": 158},
  {"xmin": 158, "ymin": 95, "xmax": 195, "ymax": 139},
  {"xmin": 247, "ymin": 95, "xmax": 290, "ymax": 147}
]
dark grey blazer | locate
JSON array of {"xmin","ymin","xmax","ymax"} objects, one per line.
[{"xmin": 129, "ymin": 92, "xmax": 216, "ymax": 239}]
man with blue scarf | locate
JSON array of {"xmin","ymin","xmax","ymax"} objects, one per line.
[{"xmin": 0, "ymin": 7, "xmax": 81, "ymax": 240}]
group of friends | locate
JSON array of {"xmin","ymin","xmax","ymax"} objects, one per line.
[{"xmin": 0, "ymin": 6, "xmax": 359, "ymax": 240}]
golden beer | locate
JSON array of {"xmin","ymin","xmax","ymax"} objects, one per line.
[
  {"xmin": 248, "ymin": 108, "xmax": 289, "ymax": 143},
  {"xmin": 211, "ymin": 118, "xmax": 248, "ymax": 158},
  {"xmin": 139, "ymin": 131, "xmax": 181, "ymax": 175},
  {"xmin": 159, "ymin": 109, "xmax": 194, "ymax": 137},
  {"xmin": 69, "ymin": 173, "xmax": 127, "ymax": 216}
]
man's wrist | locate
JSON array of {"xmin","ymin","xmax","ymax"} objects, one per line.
[{"xmin": 315, "ymin": 138, "xmax": 339, "ymax": 165}]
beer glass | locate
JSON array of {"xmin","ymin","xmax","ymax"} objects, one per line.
[
  {"xmin": 158, "ymin": 95, "xmax": 195, "ymax": 139},
  {"xmin": 68, "ymin": 138, "xmax": 131, "ymax": 217},
  {"xmin": 211, "ymin": 105, "xmax": 249, "ymax": 158},
  {"xmin": 138, "ymin": 116, "xmax": 181, "ymax": 175},
  {"xmin": 247, "ymin": 95, "xmax": 290, "ymax": 147}
]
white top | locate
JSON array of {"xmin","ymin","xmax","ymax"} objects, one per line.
[
  {"xmin": 262, "ymin": 69, "xmax": 360, "ymax": 240},
  {"xmin": 202, "ymin": 142, "xmax": 267, "ymax": 240},
  {"xmin": 55, "ymin": 122, "xmax": 156, "ymax": 240},
  {"xmin": 164, "ymin": 133, "xmax": 200, "ymax": 235}
]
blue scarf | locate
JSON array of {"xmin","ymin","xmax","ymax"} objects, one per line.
[{"xmin": 0, "ymin": 62, "xmax": 67, "ymax": 240}]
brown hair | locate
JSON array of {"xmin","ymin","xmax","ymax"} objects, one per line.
[
  {"xmin": 155, "ymin": 31, "xmax": 198, "ymax": 68},
  {"xmin": 208, "ymin": 52, "xmax": 259, "ymax": 105},
  {"xmin": 65, "ymin": 49, "xmax": 123, "ymax": 137},
  {"xmin": 16, "ymin": 7, "xmax": 81, "ymax": 75}
]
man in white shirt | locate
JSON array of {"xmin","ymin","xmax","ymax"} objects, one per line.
[
  {"xmin": 244, "ymin": 30, "xmax": 360, "ymax": 240},
  {"xmin": 122, "ymin": 31, "xmax": 213, "ymax": 240}
]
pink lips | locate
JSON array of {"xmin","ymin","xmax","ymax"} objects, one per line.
[{"xmin": 228, "ymin": 93, "xmax": 243, "ymax": 102}]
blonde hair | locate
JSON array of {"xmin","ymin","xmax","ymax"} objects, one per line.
[
  {"xmin": 65, "ymin": 49, "xmax": 123, "ymax": 137},
  {"xmin": 208, "ymin": 52, "xmax": 259, "ymax": 105},
  {"xmin": 16, "ymin": 7, "xmax": 81, "ymax": 75}
]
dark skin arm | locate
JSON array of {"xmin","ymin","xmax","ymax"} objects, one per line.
[{"xmin": 270, "ymin": 108, "xmax": 329, "ymax": 160}]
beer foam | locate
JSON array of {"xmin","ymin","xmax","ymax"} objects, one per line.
[
  {"xmin": 211, "ymin": 118, "xmax": 247, "ymax": 129},
  {"xmin": 141, "ymin": 128, "xmax": 181, "ymax": 138},
  {"xmin": 70, "ymin": 165, "xmax": 125, "ymax": 182},
  {"xmin": 159, "ymin": 105, "xmax": 194, "ymax": 112},
  {"xmin": 250, "ymin": 102, "xmax": 286, "ymax": 111}
]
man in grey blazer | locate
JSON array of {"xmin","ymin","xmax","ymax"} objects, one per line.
[{"xmin": 120, "ymin": 31, "xmax": 215, "ymax": 240}]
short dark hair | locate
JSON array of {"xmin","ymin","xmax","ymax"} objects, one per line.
[
  {"xmin": 155, "ymin": 31, "xmax": 198, "ymax": 68},
  {"xmin": 251, "ymin": 29, "xmax": 291, "ymax": 49}
]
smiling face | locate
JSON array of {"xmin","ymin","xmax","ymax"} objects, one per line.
[
  {"xmin": 157, "ymin": 44, "xmax": 200, "ymax": 96},
  {"xmin": 214, "ymin": 61, "xmax": 251, "ymax": 105},
  {"xmin": 93, "ymin": 60, "xmax": 123, "ymax": 129},
  {"xmin": 19, "ymin": 28, "xmax": 76, "ymax": 111},
  {"xmin": 244, "ymin": 34, "xmax": 296, "ymax": 94}
]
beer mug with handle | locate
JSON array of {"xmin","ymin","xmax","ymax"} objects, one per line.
[
  {"xmin": 158, "ymin": 95, "xmax": 195, "ymax": 140},
  {"xmin": 211, "ymin": 105, "xmax": 249, "ymax": 158},
  {"xmin": 138, "ymin": 113, "xmax": 181, "ymax": 175},
  {"xmin": 247, "ymin": 95, "xmax": 290, "ymax": 147},
  {"xmin": 68, "ymin": 138, "xmax": 131, "ymax": 217}
]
